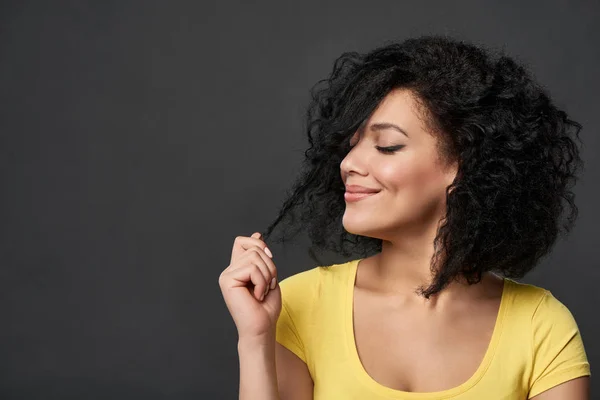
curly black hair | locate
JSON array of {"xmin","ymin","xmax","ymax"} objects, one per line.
[{"xmin": 261, "ymin": 34, "xmax": 583, "ymax": 298}]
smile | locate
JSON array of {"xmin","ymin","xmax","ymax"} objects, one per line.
[{"xmin": 344, "ymin": 191, "xmax": 379, "ymax": 202}]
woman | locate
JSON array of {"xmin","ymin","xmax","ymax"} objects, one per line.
[{"xmin": 218, "ymin": 35, "xmax": 591, "ymax": 399}]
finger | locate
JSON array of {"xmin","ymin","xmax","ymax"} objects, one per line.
[
  {"xmin": 239, "ymin": 250, "xmax": 273, "ymax": 299},
  {"xmin": 227, "ymin": 246, "xmax": 277, "ymax": 279},
  {"xmin": 224, "ymin": 245, "xmax": 276, "ymax": 299},
  {"xmin": 249, "ymin": 246, "xmax": 277, "ymax": 286},
  {"xmin": 225, "ymin": 262, "xmax": 269, "ymax": 303},
  {"xmin": 228, "ymin": 256, "xmax": 270, "ymax": 300},
  {"xmin": 243, "ymin": 247, "xmax": 277, "ymax": 295},
  {"xmin": 230, "ymin": 234, "xmax": 271, "ymax": 264}
]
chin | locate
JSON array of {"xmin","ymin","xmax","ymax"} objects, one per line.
[
  {"xmin": 342, "ymin": 216, "xmax": 381, "ymax": 239},
  {"xmin": 344, "ymin": 212, "xmax": 410, "ymax": 242}
]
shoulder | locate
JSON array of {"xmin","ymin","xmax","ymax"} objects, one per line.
[
  {"xmin": 505, "ymin": 278, "xmax": 548, "ymax": 305},
  {"xmin": 504, "ymin": 278, "xmax": 551, "ymax": 321},
  {"xmin": 503, "ymin": 278, "xmax": 588, "ymax": 353},
  {"xmin": 279, "ymin": 265, "xmax": 322, "ymax": 288},
  {"xmin": 278, "ymin": 265, "xmax": 322, "ymax": 305},
  {"xmin": 529, "ymin": 286, "xmax": 583, "ymax": 341},
  {"xmin": 505, "ymin": 278, "xmax": 580, "ymax": 326},
  {"xmin": 509, "ymin": 280, "xmax": 593, "ymax": 397},
  {"xmin": 277, "ymin": 264, "xmax": 324, "ymax": 319},
  {"xmin": 278, "ymin": 259, "xmax": 354, "ymax": 292},
  {"xmin": 278, "ymin": 259, "xmax": 355, "ymax": 309}
]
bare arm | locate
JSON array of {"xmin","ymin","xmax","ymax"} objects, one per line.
[
  {"xmin": 237, "ymin": 330, "xmax": 314, "ymax": 400},
  {"xmin": 529, "ymin": 376, "xmax": 589, "ymax": 400},
  {"xmin": 275, "ymin": 342, "xmax": 314, "ymax": 400},
  {"xmin": 238, "ymin": 332, "xmax": 280, "ymax": 400}
]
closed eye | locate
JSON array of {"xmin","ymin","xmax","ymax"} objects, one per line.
[{"xmin": 376, "ymin": 145, "xmax": 404, "ymax": 154}]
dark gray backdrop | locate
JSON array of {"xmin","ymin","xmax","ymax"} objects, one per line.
[{"xmin": 1, "ymin": 0, "xmax": 598, "ymax": 398}]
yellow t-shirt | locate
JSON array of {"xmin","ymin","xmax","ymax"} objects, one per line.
[{"xmin": 276, "ymin": 258, "xmax": 591, "ymax": 399}]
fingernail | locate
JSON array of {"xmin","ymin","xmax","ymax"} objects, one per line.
[
  {"xmin": 270, "ymin": 277, "xmax": 276, "ymax": 290},
  {"xmin": 259, "ymin": 292, "xmax": 264, "ymax": 301},
  {"xmin": 264, "ymin": 247, "xmax": 273, "ymax": 258}
]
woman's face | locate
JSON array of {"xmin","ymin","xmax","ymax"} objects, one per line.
[{"xmin": 340, "ymin": 88, "xmax": 457, "ymax": 241}]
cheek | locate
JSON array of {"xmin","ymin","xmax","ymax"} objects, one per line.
[
  {"xmin": 378, "ymin": 159, "xmax": 447, "ymax": 198},
  {"xmin": 378, "ymin": 159, "xmax": 431, "ymax": 189}
]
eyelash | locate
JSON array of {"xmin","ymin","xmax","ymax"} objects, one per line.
[
  {"xmin": 346, "ymin": 141, "xmax": 404, "ymax": 154},
  {"xmin": 376, "ymin": 145, "xmax": 404, "ymax": 154}
]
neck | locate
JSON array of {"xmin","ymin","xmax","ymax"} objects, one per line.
[{"xmin": 362, "ymin": 228, "xmax": 491, "ymax": 307}]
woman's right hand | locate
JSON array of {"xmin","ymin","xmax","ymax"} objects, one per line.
[{"xmin": 218, "ymin": 232, "xmax": 282, "ymax": 341}]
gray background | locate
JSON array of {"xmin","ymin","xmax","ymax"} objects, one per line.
[{"xmin": 0, "ymin": 0, "xmax": 598, "ymax": 398}]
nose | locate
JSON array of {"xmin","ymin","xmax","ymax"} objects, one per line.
[{"xmin": 340, "ymin": 141, "xmax": 368, "ymax": 179}]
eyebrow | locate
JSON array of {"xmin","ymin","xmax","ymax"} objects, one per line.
[{"xmin": 368, "ymin": 122, "xmax": 409, "ymax": 138}]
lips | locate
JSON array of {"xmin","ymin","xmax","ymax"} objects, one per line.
[
  {"xmin": 344, "ymin": 191, "xmax": 379, "ymax": 202},
  {"xmin": 344, "ymin": 184, "xmax": 381, "ymax": 202},
  {"xmin": 344, "ymin": 185, "xmax": 380, "ymax": 194}
]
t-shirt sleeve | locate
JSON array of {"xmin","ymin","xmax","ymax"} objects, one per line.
[
  {"xmin": 275, "ymin": 268, "xmax": 317, "ymax": 364},
  {"xmin": 276, "ymin": 298, "xmax": 306, "ymax": 363},
  {"xmin": 528, "ymin": 290, "xmax": 591, "ymax": 398}
]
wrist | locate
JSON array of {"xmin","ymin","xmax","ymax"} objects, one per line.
[{"xmin": 238, "ymin": 330, "xmax": 276, "ymax": 350}]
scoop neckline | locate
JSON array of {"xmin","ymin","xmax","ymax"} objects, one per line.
[{"xmin": 344, "ymin": 258, "xmax": 510, "ymax": 399}]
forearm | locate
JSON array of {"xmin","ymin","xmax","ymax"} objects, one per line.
[{"xmin": 237, "ymin": 331, "xmax": 280, "ymax": 400}]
